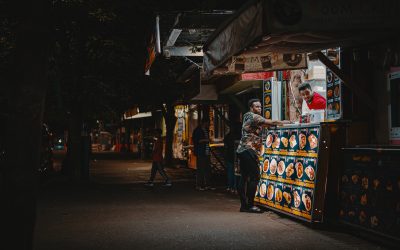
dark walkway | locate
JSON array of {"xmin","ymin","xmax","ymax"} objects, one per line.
[{"xmin": 34, "ymin": 158, "xmax": 387, "ymax": 250}]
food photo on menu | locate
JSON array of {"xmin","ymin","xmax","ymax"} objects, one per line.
[
  {"xmin": 303, "ymin": 158, "xmax": 317, "ymax": 183},
  {"xmin": 280, "ymin": 129, "xmax": 289, "ymax": 150},
  {"xmin": 288, "ymin": 129, "xmax": 299, "ymax": 152},
  {"xmin": 277, "ymin": 156, "xmax": 286, "ymax": 177},
  {"xmin": 267, "ymin": 181, "xmax": 275, "ymax": 201},
  {"xmin": 263, "ymin": 156, "xmax": 270, "ymax": 174},
  {"xmin": 302, "ymin": 188, "xmax": 314, "ymax": 213},
  {"xmin": 272, "ymin": 132, "xmax": 281, "ymax": 150},
  {"xmin": 298, "ymin": 129, "xmax": 308, "ymax": 151},
  {"xmin": 269, "ymin": 156, "xmax": 278, "ymax": 176},
  {"xmin": 259, "ymin": 182, "xmax": 267, "ymax": 199},
  {"xmin": 275, "ymin": 183, "xmax": 284, "ymax": 205},
  {"xmin": 260, "ymin": 143, "xmax": 265, "ymax": 156},
  {"xmin": 265, "ymin": 132, "xmax": 274, "ymax": 149},
  {"xmin": 307, "ymin": 128, "xmax": 320, "ymax": 153},
  {"xmin": 283, "ymin": 184, "xmax": 293, "ymax": 207},
  {"xmin": 285, "ymin": 157, "xmax": 296, "ymax": 180},
  {"xmin": 292, "ymin": 186, "xmax": 303, "ymax": 211},
  {"xmin": 295, "ymin": 158, "xmax": 305, "ymax": 181}
]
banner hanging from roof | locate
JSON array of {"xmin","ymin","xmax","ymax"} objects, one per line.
[
  {"xmin": 203, "ymin": 0, "xmax": 400, "ymax": 76},
  {"xmin": 144, "ymin": 32, "xmax": 156, "ymax": 75},
  {"xmin": 226, "ymin": 52, "xmax": 307, "ymax": 74}
]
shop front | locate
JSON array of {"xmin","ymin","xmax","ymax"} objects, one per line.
[{"xmin": 203, "ymin": 0, "xmax": 400, "ymax": 241}]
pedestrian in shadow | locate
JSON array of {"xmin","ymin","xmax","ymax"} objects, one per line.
[
  {"xmin": 192, "ymin": 118, "xmax": 215, "ymax": 191},
  {"xmin": 145, "ymin": 129, "xmax": 172, "ymax": 187}
]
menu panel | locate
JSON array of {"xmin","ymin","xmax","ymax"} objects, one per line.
[
  {"xmin": 339, "ymin": 151, "xmax": 400, "ymax": 239},
  {"xmin": 263, "ymin": 79, "xmax": 272, "ymax": 119},
  {"xmin": 257, "ymin": 125, "xmax": 321, "ymax": 221},
  {"xmin": 326, "ymin": 48, "xmax": 342, "ymax": 120}
]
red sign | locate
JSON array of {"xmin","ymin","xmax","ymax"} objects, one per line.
[{"xmin": 241, "ymin": 72, "xmax": 274, "ymax": 80}]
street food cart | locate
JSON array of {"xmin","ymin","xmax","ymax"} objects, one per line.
[{"xmin": 203, "ymin": 0, "xmax": 400, "ymax": 240}]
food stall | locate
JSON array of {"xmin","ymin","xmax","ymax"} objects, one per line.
[
  {"xmin": 253, "ymin": 70, "xmax": 347, "ymax": 222},
  {"xmin": 203, "ymin": 0, "xmax": 400, "ymax": 231}
]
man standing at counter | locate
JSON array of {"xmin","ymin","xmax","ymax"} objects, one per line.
[
  {"xmin": 298, "ymin": 82, "xmax": 326, "ymax": 110},
  {"xmin": 237, "ymin": 99, "xmax": 290, "ymax": 213}
]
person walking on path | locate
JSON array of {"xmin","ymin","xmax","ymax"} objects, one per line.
[
  {"xmin": 192, "ymin": 118, "xmax": 215, "ymax": 191},
  {"xmin": 237, "ymin": 99, "xmax": 291, "ymax": 213},
  {"xmin": 145, "ymin": 129, "xmax": 172, "ymax": 187}
]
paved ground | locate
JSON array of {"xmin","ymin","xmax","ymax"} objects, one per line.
[{"xmin": 34, "ymin": 157, "xmax": 388, "ymax": 250}]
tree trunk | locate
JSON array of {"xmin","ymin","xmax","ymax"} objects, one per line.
[
  {"xmin": 64, "ymin": 5, "xmax": 89, "ymax": 180},
  {"xmin": 1, "ymin": 1, "xmax": 51, "ymax": 248},
  {"xmin": 65, "ymin": 104, "xmax": 84, "ymax": 180},
  {"xmin": 163, "ymin": 103, "xmax": 176, "ymax": 166}
]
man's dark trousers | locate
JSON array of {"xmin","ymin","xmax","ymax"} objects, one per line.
[{"xmin": 237, "ymin": 149, "xmax": 260, "ymax": 209}]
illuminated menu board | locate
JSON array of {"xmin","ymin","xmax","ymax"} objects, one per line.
[
  {"xmin": 255, "ymin": 125, "xmax": 320, "ymax": 221},
  {"xmin": 326, "ymin": 48, "xmax": 342, "ymax": 120},
  {"xmin": 263, "ymin": 79, "xmax": 272, "ymax": 119}
]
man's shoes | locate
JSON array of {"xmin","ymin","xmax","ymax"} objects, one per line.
[
  {"xmin": 196, "ymin": 187, "xmax": 205, "ymax": 191},
  {"xmin": 205, "ymin": 186, "xmax": 216, "ymax": 191},
  {"xmin": 247, "ymin": 206, "xmax": 263, "ymax": 213},
  {"xmin": 239, "ymin": 206, "xmax": 263, "ymax": 213},
  {"xmin": 144, "ymin": 182, "xmax": 154, "ymax": 187},
  {"xmin": 163, "ymin": 181, "xmax": 172, "ymax": 187}
]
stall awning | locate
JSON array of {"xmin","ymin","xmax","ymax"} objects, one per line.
[{"xmin": 203, "ymin": 0, "xmax": 400, "ymax": 75}]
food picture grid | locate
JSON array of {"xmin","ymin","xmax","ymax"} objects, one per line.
[
  {"xmin": 288, "ymin": 129, "xmax": 299, "ymax": 154},
  {"xmin": 285, "ymin": 156, "xmax": 296, "ymax": 181},
  {"xmin": 257, "ymin": 126, "xmax": 323, "ymax": 222}
]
